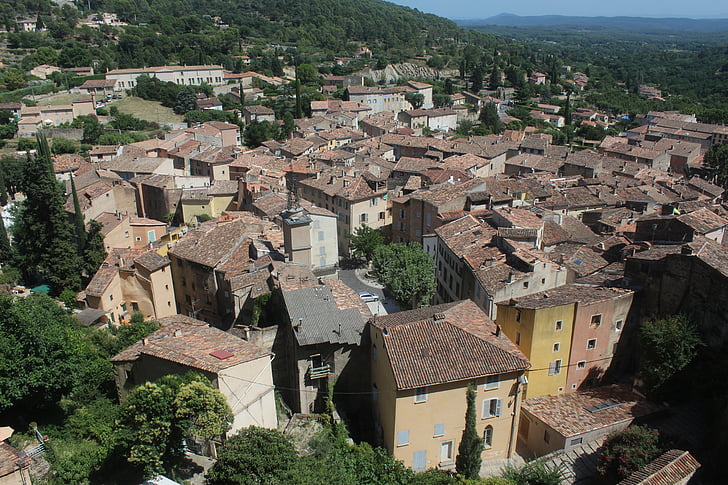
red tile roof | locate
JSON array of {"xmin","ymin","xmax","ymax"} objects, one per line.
[{"xmin": 372, "ymin": 299, "xmax": 529, "ymax": 390}]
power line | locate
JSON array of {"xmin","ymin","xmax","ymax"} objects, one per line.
[{"xmin": 219, "ymin": 354, "xmax": 620, "ymax": 396}]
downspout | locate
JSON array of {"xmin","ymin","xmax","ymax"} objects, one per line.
[{"xmin": 507, "ymin": 374, "xmax": 526, "ymax": 458}]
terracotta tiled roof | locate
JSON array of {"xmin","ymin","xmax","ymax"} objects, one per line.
[
  {"xmin": 677, "ymin": 207, "xmax": 728, "ymax": 234},
  {"xmin": 372, "ymin": 299, "xmax": 529, "ymax": 390},
  {"xmin": 110, "ymin": 320, "xmax": 271, "ymax": 373},
  {"xmin": 498, "ymin": 284, "xmax": 632, "ymax": 310},
  {"xmin": 522, "ymin": 384, "xmax": 663, "ymax": 438},
  {"xmin": 618, "ymin": 449, "xmax": 700, "ymax": 485},
  {"xmin": 0, "ymin": 441, "xmax": 31, "ymax": 477}
]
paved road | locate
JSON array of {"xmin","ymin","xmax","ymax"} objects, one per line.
[{"xmin": 338, "ymin": 269, "xmax": 400, "ymax": 315}]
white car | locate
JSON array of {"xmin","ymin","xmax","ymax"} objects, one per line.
[{"xmin": 358, "ymin": 292, "xmax": 379, "ymax": 303}]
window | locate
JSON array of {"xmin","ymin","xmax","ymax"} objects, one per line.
[
  {"xmin": 414, "ymin": 387, "xmax": 428, "ymax": 403},
  {"xmin": 397, "ymin": 430, "xmax": 409, "ymax": 446},
  {"xmin": 515, "ymin": 331, "xmax": 521, "ymax": 345},
  {"xmin": 434, "ymin": 424, "xmax": 444, "ymax": 437},
  {"xmin": 318, "ymin": 231, "xmax": 324, "ymax": 241},
  {"xmin": 483, "ymin": 425, "xmax": 493, "ymax": 448},
  {"xmin": 587, "ymin": 339, "xmax": 597, "ymax": 350},
  {"xmin": 132, "ymin": 302, "xmax": 139, "ymax": 312},
  {"xmin": 555, "ymin": 320, "xmax": 563, "ymax": 331},
  {"xmin": 523, "ymin": 281, "xmax": 529, "ymax": 289},
  {"xmin": 577, "ymin": 360, "xmax": 586, "ymax": 369},
  {"xmin": 399, "ymin": 209, "xmax": 405, "ymax": 218},
  {"xmin": 590, "ymin": 314, "xmax": 602, "ymax": 327},
  {"xmin": 515, "ymin": 309, "xmax": 521, "ymax": 322},
  {"xmin": 482, "ymin": 398, "xmax": 503, "ymax": 418},
  {"xmin": 147, "ymin": 230, "xmax": 157, "ymax": 243},
  {"xmin": 379, "ymin": 211, "xmax": 385, "ymax": 220},
  {"xmin": 413, "ymin": 450, "xmax": 427, "ymax": 471},
  {"xmin": 544, "ymin": 430, "xmax": 550, "ymax": 444},
  {"xmin": 372, "ymin": 384, "xmax": 378, "ymax": 401},
  {"xmin": 615, "ymin": 319, "xmax": 623, "ymax": 331},
  {"xmin": 360, "ymin": 213, "xmax": 368, "ymax": 223},
  {"xmin": 553, "ymin": 342, "xmax": 560, "ymax": 352},
  {"xmin": 549, "ymin": 359, "xmax": 562, "ymax": 375},
  {"xmin": 570, "ymin": 437, "xmax": 583, "ymax": 446},
  {"xmin": 416, "ymin": 211, "xmax": 421, "ymax": 218},
  {"xmin": 372, "ymin": 345, "xmax": 377, "ymax": 361},
  {"xmin": 485, "ymin": 375, "xmax": 499, "ymax": 390},
  {"xmin": 109, "ymin": 294, "xmax": 113, "ymax": 301}
]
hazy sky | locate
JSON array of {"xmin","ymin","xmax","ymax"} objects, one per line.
[{"xmin": 390, "ymin": 1, "xmax": 728, "ymax": 19}]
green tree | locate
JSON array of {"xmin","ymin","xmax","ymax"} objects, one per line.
[
  {"xmin": 51, "ymin": 137, "xmax": 77, "ymax": 155},
  {"xmin": 638, "ymin": 314, "xmax": 702, "ymax": 394},
  {"xmin": 705, "ymin": 143, "xmax": 728, "ymax": 189},
  {"xmin": 596, "ymin": 426, "xmax": 662, "ymax": 481},
  {"xmin": 244, "ymin": 120, "xmax": 279, "ymax": 147},
  {"xmin": 372, "ymin": 242, "xmax": 435, "ymax": 309},
  {"xmin": 479, "ymin": 102, "xmax": 503, "ymax": 135},
  {"xmin": 70, "ymin": 173, "xmax": 87, "ymax": 255},
  {"xmin": 83, "ymin": 220, "xmax": 107, "ymax": 277},
  {"xmin": 455, "ymin": 383, "xmax": 483, "ymax": 479},
  {"xmin": 12, "ymin": 133, "xmax": 83, "ymax": 292},
  {"xmin": 206, "ymin": 426, "xmax": 297, "ymax": 485},
  {"xmin": 296, "ymin": 63, "xmax": 318, "ymax": 85},
  {"xmin": 433, "ymin": 93, "xmax": 453, "ymax": 108},
  {"xmin": 405, "ymin": 92, "xmax": 425, "ymax": 110},
  {"xmin": 174, "ymin": 380, "xmax": 233, "ymax": 440},
  {"xmin": 0, "ymin": 215, "xmax": 10, "ymax": 264},
  {"xmin": 115, "ymin": 318, "xmax": 161, "ymax": 350},
  {"xmin": 348, "ymin": 224, "xmax": 384, "ymax": 262},
  {"xmin": 115, "ymin": 381, "xmax": 178, "ymax": 477},
  {"xmin": 0, "ymin": 294, "xmax": 111, "ymax": 412},
  {"xmin": 489, "ymin": 66, "xmax": 502, "ymax": 90},
  {"xmin": 173, "ymin": 86, "xmax": 198, "ymax": 114}
]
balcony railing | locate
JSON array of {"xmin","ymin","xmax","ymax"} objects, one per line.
[{"xmin": 308, "ymin": 364, "xmax": 331, "ymax": 379}]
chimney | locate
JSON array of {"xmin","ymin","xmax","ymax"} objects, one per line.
[
  {"xmin": 507, "ymin": 272, "xmax": 514, "ymax": 283},
  {"xmin": 495, "ymin": 325, "xmax": 502, "ymax": 338},
  {"xmin": 242, "ymin": 326, "xmax": 250, "ymax": 340},
  {"xmin": 142, "ymin": 338, "xmax": 148, "ymax": 345},
  {"xmin": 174, "ymin": 329, "xmax": 182, "ymax": 337}
]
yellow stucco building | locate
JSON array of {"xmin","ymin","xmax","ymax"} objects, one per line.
[
  {"xmin": 496, "ymin": 300, "xmax": 574, "ymax": 399},
  {"xmin": 370, "ymin": 300, "xmax": 530, "ymax": 472}
]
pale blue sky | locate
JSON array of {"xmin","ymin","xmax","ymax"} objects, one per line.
[{"xmin": 390, "ymin": 1, "xmax": 728, "ymax": 19}]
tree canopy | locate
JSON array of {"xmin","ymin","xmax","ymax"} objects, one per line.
[
  {"xmin": 638, "ymin": 314, "xmax": 702, "ymax": 394},
  {"xmin": 348, "ymin": 224, "xmax": 384, "ymax": 263},
  {"xmin": 455, "ymin": 383, "xmax": 483, "ymax": 479},
  {"xmin": 372, "ymin": 243, "xmax": 435, "ymax": 309}
]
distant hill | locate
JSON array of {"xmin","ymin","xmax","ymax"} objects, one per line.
[
  {"xmin": 457, "ymin": 13, "xmax": 728, "ymax": 33},
  {"xmin": 96, "ymin": 0, "xmax": 462, "ymax": 50}
]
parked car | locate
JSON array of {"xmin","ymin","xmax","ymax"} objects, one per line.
[{"xmin": 358, "ymin": 292, "xmax": 379, "ymax": 303}]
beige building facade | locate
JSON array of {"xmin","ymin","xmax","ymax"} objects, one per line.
[{"xmin": 371, "ymin": 300, "xmax": 529, "ymax": 471}]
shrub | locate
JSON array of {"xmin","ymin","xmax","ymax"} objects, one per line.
[{"xmin": 596, "ymin": 426, "xmax": 662, "ymax": 481}]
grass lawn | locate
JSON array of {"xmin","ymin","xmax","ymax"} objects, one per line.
[
  {"xmin": 37, "ymin": 92, "xmax": 93, "ymax": 106},
  {"xmin": 109, "ymin": 96, "xmax": 184, "ymax": 125}
]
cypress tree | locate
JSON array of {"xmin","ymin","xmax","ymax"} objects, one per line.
[
  {"xmin": 69, "ymin": 173, "xmax": 87, "ymax": 254},
  {"xmin": 455, "ymin": 383, "xmax": 484, "ymax": 479},
  {"xmin": 0, "ymin": 215, "xmax": 10, "ymax": 264},
  {"xmin": 0, "ymin": 169, "xmax": 7, "ymax": 206},
  {"xmin": 11, "ymin": 133, "xmax": 83, "ymax": 292},
  {"xmin": 84, "ymin": 220, "xmax": 107, "ymax": 276}
]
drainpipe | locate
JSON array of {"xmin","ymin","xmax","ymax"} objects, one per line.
[{"xmin": 508, "ymin": 374, "xmax": 528, "ymax": 458}]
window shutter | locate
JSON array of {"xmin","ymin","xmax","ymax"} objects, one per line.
[
  {"xmin": 495, "ymin": 398, "xmax": 503, "ymax": 416},
  {"xmin": 434, "ymin": 424, "xmax": 444, "ymax": 436},
  {"xmin": 397, "ymin": 430, "xmax": 409, "ymax": 446},
  {"xmin": 548, "ymin": 361, "xmax": 556, "ymax": 376}
]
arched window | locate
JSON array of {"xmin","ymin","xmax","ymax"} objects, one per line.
[{"xmin": 483, "ymin": 425, "xmax": 493, "ymax": 448}]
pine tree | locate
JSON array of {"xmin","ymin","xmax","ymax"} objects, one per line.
[
  {"xmin": 69, "ymin": 173, "xmax": 87, "ymax": 254},
  {"xmin": 456, "ymin": 383, "xmax": 484, "ymax": 479},
  {"xmin": 11, "ymin": 133, "xmax": 83, "ymax": 292}
]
